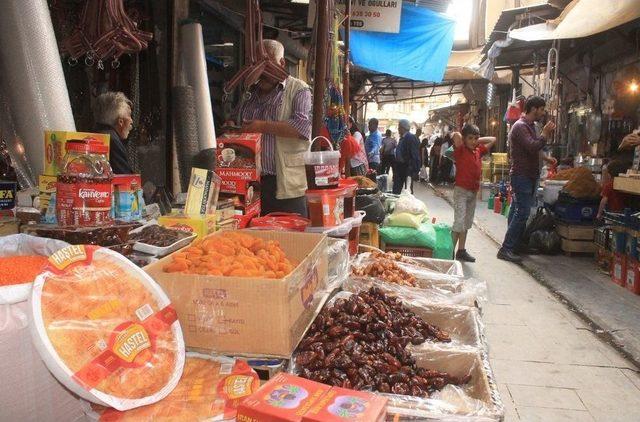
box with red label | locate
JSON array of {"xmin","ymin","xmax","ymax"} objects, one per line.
[
  {"xmin": 302, "ymin": 387, "xmax": 388, "ymax": 422},
  {"xmin": 220, "ymin": 186, "xmax": 261, "ymax": 209},
  {"xmin": 44, "ymin": 131, "xmax": 110, "ymax": 175},
  {"xmin": 237, "ymin": 373, "xmax": 331, "ymax": 422},
  {"xmin": 216, "ymin": 133, "xmax": 261, "ymax": 182},
  {"xmin": 221, "ymin": 178, "xmax": 261, "ymax": 198},
  {"xmin": 611, "ymin": 253, "xmax": 627, "ymax": 287},
  {"xmin": 234, "ymin": 202, "xmax": 261, "ymax": 229},
  {"xmin": 626, "ymin": 258, "xmax": 640, "ymax": 295}
]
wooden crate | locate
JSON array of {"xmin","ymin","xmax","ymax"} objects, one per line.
[
  {"xmin": 359, "ymin": 222, "xmax": 379, "ymax": 248},
  {"xmin": 556, "ymin": 223, "xmax": 594, "ymax": 241},
  {"xmin": 561, "ymin": 238, "xmax": 596, "ymax": 255},
  {"xmin": 613, "ymin": 176, "xmax": 640, "ymax": 195}
]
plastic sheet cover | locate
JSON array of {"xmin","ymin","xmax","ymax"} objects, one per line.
[
  {"xmin": 0, "ymin": 235, "xmax": 83, "ymax": 422},
  {"xmin": 179, "ymin": 22, "xmax": 217, "ymax": 150},
  {"xmin": 0, "ymin": 234, "xmax": 68, "ymax": 305},
  {"xmin": 349, "ymin": 253, "xmax": 487, "ymax": 307},
  {"xmin": 347, "ymin": 4, "xmax": 455, "ymax": 83},
  {"xmin": 0, "ymin": 0, "xmax": 76, "ymax": 176},
  {"xmin": 29, "ymin": 245, "xmax": 185, "ymax": 411},
  {"xmin": 289, "ymin": 291, "xmax": 503, "ymax": 421}
]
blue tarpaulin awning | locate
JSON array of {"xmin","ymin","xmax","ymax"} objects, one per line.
[{"xmin": 348, "ymin": 3, "xmax": 455, "ymax": 83}]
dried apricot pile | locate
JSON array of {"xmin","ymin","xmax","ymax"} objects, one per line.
[{"xmin": 163, "ymin": 231, "xmax": 294, "ymax": 278}]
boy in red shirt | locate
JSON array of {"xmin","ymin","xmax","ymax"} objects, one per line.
[{"xmin": 451, "ymin": 124, "xmax": 496, "ymax": 262}]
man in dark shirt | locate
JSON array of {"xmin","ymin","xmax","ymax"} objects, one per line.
[
  {"xmin": 393, "ymin": 119, "xmax": 420, "ymax": 194},
  {"xmin": 92, "ymin": 92, "xmax": 134, "ymax": 174},
  {"xmin": 498, "ymin": 96, "xmax": 555, "ymax": 263}
]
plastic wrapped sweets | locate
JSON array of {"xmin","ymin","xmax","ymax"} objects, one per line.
[{"xmin": 29, "ymin": 245, "xmax": 185, "ymax": 411}]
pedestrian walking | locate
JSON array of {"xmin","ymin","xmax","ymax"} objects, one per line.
[
  {"xmin": 379, "ymin": 129, "xmax": 397, "ymax": 174},
  {"xmin": 497, "ymin": 96, "xmax": 556, "ymax": 262},
  {"xmin": 429, "ymin": 136, "xmax": 443, "ymax": 184},
  {"xmin": 451, "ymin": 124, "xmax": 496, "ymax": 262},
  {"xmin": 393, "ymin": 119, "xmax": 420, "ymax": 194}
]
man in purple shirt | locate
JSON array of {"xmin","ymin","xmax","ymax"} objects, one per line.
[
  {"xmin": 497, "ymin": 96, "xmax": 556, "ymax": 263},
  {"xmin": 236, "ymin": 40, "xmax": 312, "ymax": 216}
]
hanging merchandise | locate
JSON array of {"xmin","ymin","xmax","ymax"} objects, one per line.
[
  {"xmin": 62, "ymin": 0, "xmax": 153, "ymax": 68},
  {"xmin": 505, "ymin": 89, "xmax": 522, "ymax": 122},
  {"xmin": 223, "ymin": 0, "xmax": 289, "ymax": 100},
  {"xmin": 324, "ymin": 84, "xmax": 347, "ymax": 148}
]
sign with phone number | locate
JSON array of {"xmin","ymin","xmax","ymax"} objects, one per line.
[{"xmin": 308, "ymin": 0, "xmax": 402, "ymax": 34}]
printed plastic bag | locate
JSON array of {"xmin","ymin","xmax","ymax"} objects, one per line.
[
  {"xmin": 86, "ymin": 353, "xmax": 260, "ymax": 421},
  {"xmin": 29, "ymin": 245, "xmax": 185, "ymax": 411},
  {"xmin": 0, "ymin": 235, "xmax": 84, "ymax": 421},
  {"xmin": 386, "ymin": 211, "xmax": 426, "ymax": 229}
]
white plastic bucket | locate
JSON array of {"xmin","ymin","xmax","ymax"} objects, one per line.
[
  {"xmin": 304, "ymin": 136, "xmax": 341, "ymax": 189},
  {"xmin": 543, "ymin": 180, "xmax": 568, "ymax": 205}
]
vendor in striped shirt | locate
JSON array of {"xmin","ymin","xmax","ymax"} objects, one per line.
[{"xmin": 236, "ymin": 40, "xmax": 312, "ymax": 216}]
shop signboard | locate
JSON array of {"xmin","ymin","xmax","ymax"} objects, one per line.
[{"xmin": 308, "ymin": 0, "xmax": 402, "ymax": 34}]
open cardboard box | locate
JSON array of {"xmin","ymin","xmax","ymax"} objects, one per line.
[
  {"xmin": 384, "ymin": 348, "xmax": 503, "ymax": 421},
  {"xmin": 408, "ymin": 302, "xmax": 483, "ymax": 351},
  {"xmin": 145, "ymin": 230, "xmax": 330, "ymax": 358}
]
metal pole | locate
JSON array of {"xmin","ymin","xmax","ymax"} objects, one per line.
[
  {"xmin": 343, "ymin": 0, "xmax": 351, "ymax": 117},
  {"xmin": 312, "ymin": 0, "xmax": 330, "ymax": 138}
]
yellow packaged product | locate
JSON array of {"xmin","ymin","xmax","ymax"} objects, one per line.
[
  {"xmin": 88, "ymin": 353, "xmax": 260, "ymax": 421},
  {"xmin": 29, "ymin": 245, "xmax": 185, "ymax": 411}
]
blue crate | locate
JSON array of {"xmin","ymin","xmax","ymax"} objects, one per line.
[{"xmin": 554, "ymin": 202, "xmax": 598, "ymax": 224}]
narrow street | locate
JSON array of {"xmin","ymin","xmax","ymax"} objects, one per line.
[{"xmin": 412, "ymin": 182, "xmax": 640, "ymax": 422}]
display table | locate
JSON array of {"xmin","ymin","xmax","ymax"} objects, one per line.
[{"xmin": 614, "ymin": 176, "xmax": 640, "ymax": 195}]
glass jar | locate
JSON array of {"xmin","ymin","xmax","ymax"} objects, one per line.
[{"xmin": 56, "ymin": 138, "xmax": 113, "ymax": 226}]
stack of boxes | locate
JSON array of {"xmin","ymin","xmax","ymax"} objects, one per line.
[
  {"xmin": 216, "ymin": 133, "xmax": 262, "ymax": 228},
  {"xmin": 608, "ymin": 226, "xmax": 640, "ymax": 295}
]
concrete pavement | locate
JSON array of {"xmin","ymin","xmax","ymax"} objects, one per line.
[{"xmin": 411, "ymin": 182, "xmax": 640, "ymax": 422}]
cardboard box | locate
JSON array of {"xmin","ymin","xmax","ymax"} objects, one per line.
[
  {"xmin": 44, "ymin": 131, "xmax": 110, "ymax": 175},
  {"xmin": 158, "ymin": 213, "xmax": 217, "ymax": 238},
  {"xmin": 216, "ymin": 217, "xmax": 240, "ymax": 232},
  {"xmin": 221, "ymin": 179, "xmax": 261, "ymax": 199},
  {"xmin": 216, "ymin": 133, "xmax": 262, "ymax": 181},
  {"xmin": 145, "ymin": 230, "xmax": 329, "ymax": 357},
  {"xmin": 216, "ymin": 197, "xmax": 236, "ymax": 223},
  {"xmin": 184, "ymin": 167, "xmax": 221, "ymax": 216},
  {"xmin": 302, "ymin": 387, "xmax": 387, "ymax": 422},
  {"xmin": 385, "ymin": 349, "xmax": 502, "ymax": 420},
  {"xmin": 237, "ymin": 373, "xmax": 330, "ymax": 422},
  {"xmin": 612, "ymin": 253, "xmax": 627, "ymax": 287},
  {"xmin": 38, "ymin": 174, "xmax": 57, "ymax": 210},
  {"xmin": 0, "ymin": 181, "xmax": 16, "ymax": 219}
]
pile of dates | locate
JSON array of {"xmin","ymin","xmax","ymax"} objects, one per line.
[
  {"xmin": 352, "ymin": 256, "xmax": 419, "ymax": 287},
  {"xmin": 130, "ymin": 224, "xmax": 189, "ymax": 247},
  {"xmin": 295, "ymin": 288, "xmax": 468, "ymax": 398}
]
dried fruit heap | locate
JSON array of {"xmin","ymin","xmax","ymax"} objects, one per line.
[
  {"xmin": 352, "ymin": 254, "xmax": 419, "ymax": 287},
  {"xmin": 163, "ymin": 231, "xmax": 294, "ymax": 278},
  {"xmin": 296, "ymin": 288, "xmax": 467, "ymax": 398}
]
